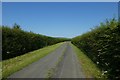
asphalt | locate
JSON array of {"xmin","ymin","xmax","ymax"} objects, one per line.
[
  {"xmin": 52, "ymin": 42, "xmax": 85, "ymax": 78},
  {"xmin": 8, "ymin": 42, "xmax": 85, "ymax": 78}
]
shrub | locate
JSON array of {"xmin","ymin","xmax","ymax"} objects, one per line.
[
  {"xmin": 2, "ymin": 24, "xmax": 69, "ymax": 60},
  {"xmin": 72, "ymin": 18, "xmax": 120, "ymax": 79}
]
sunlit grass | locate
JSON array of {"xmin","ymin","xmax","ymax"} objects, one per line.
[
  {"xmin": 0, "ymin": 61, "xmax": 1, "ymax": 79},
  {"xmin": 2, "ymin": 42, "xmax": 64, "ymax": 78}
]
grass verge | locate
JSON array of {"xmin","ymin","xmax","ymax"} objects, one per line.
[
  {"xmin": 71, "ymin": 43, "xmax": 106, "ymax": 78},
  {"xmin": 2, "ymin": 42, "xmax": 64, "ymax": 78},
  {"xmin": 0, "ymin": 62, "xmax": 2, "ymax": 79}
]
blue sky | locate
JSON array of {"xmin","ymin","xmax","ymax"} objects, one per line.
[{"xmin": 2, "ymin": 2, "xmax": 118, "ymax": 38}]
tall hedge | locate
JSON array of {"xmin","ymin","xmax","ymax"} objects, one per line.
[
  {"xmin": 72, "ymin": 19, "xmax": 120, "ymax": 79},
  {"xmin": 2, "ymin": 25, "xmax": 69, "ymax": 60}
]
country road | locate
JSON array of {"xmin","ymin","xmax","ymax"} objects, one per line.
[{"xmin": 8, "ymin": 42, "xmax": 85, "ymax": 78}]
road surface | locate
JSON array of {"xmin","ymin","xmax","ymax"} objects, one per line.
[{"xmin": 8, "ymin": 42, "xmax": 85, "ymax": 78}]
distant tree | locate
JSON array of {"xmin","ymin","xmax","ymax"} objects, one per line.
[{"xmin": 13, "ymin": 23, "xmax": 21, "ymax": 29}]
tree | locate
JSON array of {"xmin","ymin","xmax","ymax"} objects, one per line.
[{"xmin": 13, "ymin": 23, "xmax": 21, "ymax": 29}]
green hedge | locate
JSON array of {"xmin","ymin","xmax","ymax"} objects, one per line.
[
  {"xmin": 72, "ymin": 19, "xmax": 120, "ymax": 79},
  {"xmin": 2, "ymin": 24, "xmax": 69, "ymax": 60}
]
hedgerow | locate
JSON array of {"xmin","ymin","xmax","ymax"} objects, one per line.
[
  {"xmin": 2, "ymin": 24, "xmax": 69, "ymax": 60},
  {"xmin": 72, "ymin": 18, "xmax": 120, "ymax": 79}
]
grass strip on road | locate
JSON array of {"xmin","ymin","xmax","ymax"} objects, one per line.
[
  {"xmin": 2, "ymin": 42, "xmax": 64, "ymax": 78},
  {"xmin": 71, "ymin": 43, "xmax": 107, "ymax": 79}
]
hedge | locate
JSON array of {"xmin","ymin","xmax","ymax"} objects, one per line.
[
  {"xmin": 71, "ymin": 18, "xmax": 120, "ymax": 79},
  {"xmin": 2, "ymin": 24, "xmax": 69, "ymax": 60}
]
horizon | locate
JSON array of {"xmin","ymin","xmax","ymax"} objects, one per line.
[{"xmin": 2, "ymin": 2, "xmax": 118, "ymax": 38}]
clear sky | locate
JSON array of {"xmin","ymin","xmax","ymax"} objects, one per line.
[{"xmin": 2, "ymin": 2, "xmax": 118, "ymax": 38}]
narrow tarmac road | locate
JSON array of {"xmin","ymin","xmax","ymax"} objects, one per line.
[
  {"xmin": 53, "ymin": 42, "xmax": 85, "ymax": 78},
  {"xmin": 8, "ymin": 42, "xmax": 85, "ymax": 78}
]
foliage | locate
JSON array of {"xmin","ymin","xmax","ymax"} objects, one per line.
[
  {"xmin": 72, "ymin": 18, "xmax": 120, "ymax": 79},
  {"xmin": 2, "ymin": 24, "xmax": 69, "ymax": 60}
]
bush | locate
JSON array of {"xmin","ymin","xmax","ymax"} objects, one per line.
[
  {"xmin": 2, "ymin": 24, "xmax": 69, "ymax": 60},
  {"xmin": 72, "ymin": 18, "xmax": 120, "ymax": 79}
]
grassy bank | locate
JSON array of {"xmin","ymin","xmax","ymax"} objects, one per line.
[
  {"xmin": 2, "ymin": 42, "xmax": 64, "ymax": 78},
  {"xmin": 71, "ymin": 43, "xmax": 107, "ymax": 78}
]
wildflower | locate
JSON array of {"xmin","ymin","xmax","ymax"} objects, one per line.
[
  {"xmin": 97, "ymin": 62, "xmax": 99, "ymax": 64},
  {"xmin": 104, "ymin": 71, "xmax": 108, "ymax": 73},
  {"xmin": 7, "ymin": 51, "xmax": 10, "ymax": 54}
]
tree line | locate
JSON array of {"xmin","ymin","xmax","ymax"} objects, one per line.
[
  {"xmin": 72, "ymin": 18, "xmax": 120, "ymax": 79},
  {"xmin": 2, "ymin": 24, "xmax": 70, "ymax": 60}
]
